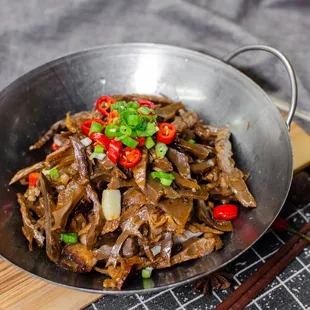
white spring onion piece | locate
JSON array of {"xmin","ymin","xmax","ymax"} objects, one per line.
[
  {"xmin": 90, "ymin": 152, "xmax": 106, "ymax": 160},
  {"xmin": 80, "ymin": 137, "xmax": 92, "ymax": 147},
  {"xmin": 53, "ymin": 136, "xmax": 64, "ymax": 147},
  {"xmin": 151, "ymin": 245, "xmax": 161, "ymax": 256},
  {"xmin": 102, "ymin": 189, "xmax": 121, "ymax": 220},
  {"xmin": 173, "ymin": 230, "xmax": 204, "ymax": 244}
]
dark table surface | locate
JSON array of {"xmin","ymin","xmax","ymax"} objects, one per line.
[{"xmin": 83, "ymin": 171, "xmax": 310, "ymax": 310}]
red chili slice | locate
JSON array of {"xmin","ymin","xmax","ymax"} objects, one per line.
[
  {"xmin": 213, "ymin": 204, "xmax": 238, "ymax": 221},
  {"xmin": 81, "ymin": 119, "xmax": 106, "ymax": 136},
  {"xmin": 136, "ymin": 99, "xmax": 155, "ymax": 110},
  {"xmin": 90, "ymin": 132, "xmax": 111, "ymax": 149},
  {"xmin": 156, "ymin": 123, "xmax": 177, "ymax": 144},
  {"xmin": 96, "ymin": 96, "xmax": 116, "ymax": 116},
  {"xmin": 119, "ymin": 147, "xmax": 142, "ymax": 168},
  {"xmin": 107, "ymin": 139, "xmax": 122, "ymax": 164},
  {"xmin": 108, "ymin": 110, "xmax": 120, "ymax": 124},
  {"xmin": 136, "ymin": 137, "xmax": 145, "ymax": 147},
  {"xmin": 28, "ymin": 172, "xmax": 40, "ymax": 187},
  {"xmin": 51, "ymin": 143, "xmax": 60, "ymax": 151}
]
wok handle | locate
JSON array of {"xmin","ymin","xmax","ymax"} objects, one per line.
[{"xmin": 223, "ymin": 45, "xmax": 297, "ymax": 130}]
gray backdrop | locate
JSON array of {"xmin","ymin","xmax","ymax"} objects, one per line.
[{"xmin": 1, "ymin": 0, "xmax": 309, "ymax": 129}]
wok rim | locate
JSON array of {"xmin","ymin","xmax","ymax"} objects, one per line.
[{"xmin": 0, "ymin": 43, "xmax": 294, "ymax": 294}]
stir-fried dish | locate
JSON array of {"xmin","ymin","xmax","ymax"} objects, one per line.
[{"xmin": 10, "ymin": 94, "xmax": 256, "ymax": 289}]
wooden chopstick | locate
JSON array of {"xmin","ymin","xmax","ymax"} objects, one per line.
[{"xmin": 216, "ymin": 221, "xmax": 310, "ymax": 310}]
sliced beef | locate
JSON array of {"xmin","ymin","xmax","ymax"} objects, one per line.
[
  {"xmin": 52, "ymin": 180, "xmax": 84, "ymax": 230},
  {"xmin": 9, "ymin": 161, "xmax": 45, "ymax": 185},
  {"xmin": 171, "ymin": 116, "xmax": 187, "ymax": 133},
  {"xmin": 159, "ymin": 198, "xmax": 193, "ymax": 227},
  {"xmin": 195, "ymin": 124, "xmax": 219, "ymax": 140},
  {"xmin": 179, "ymin": 110, "xmax": 199, "ymax": 128},
  {"xmin": 60, "ymin": 243, "xmax": 97, "ymax": 272},
  {"xmin": 132, "ymin": 148, "xmax": 148, "ymax": 190},
  {"xmin": 196, "ymin": 200, "xmax": 233, "ymax": 232},
  {"xmin": 152, "ymin": 156, "xmax": 173, "ymax": 172},
  {"xmin": 155, "ymin": 102, "xmax": 185, "ymax": 121},
  {"xmin": 122, "ymin": 187, "xmax": 148, "ymax": 207},
  {"xmin": 17, "ymin": 193, "xmax": 45, "ymax": 250},
  {"xmin": 122, "ymin": 237, "xmax": 138, "ymax": 258},
  {"xmin": 170, "ymin": 237, "xmax": 215, "ymax": 266},
  {"xmin": 38, "ymin": 173, "xmax": 61, "ymax": 263},
  {"xmin": 190, "ymin": 158, "xmax": 216, "ymax": 174},
  {"xmin": 172, "ymin": 172, "xmax": 200, "ymax": 190},
  {"xmin": 70, "ymin": 136, "xmax": 103, "ymax": 249},
  {"xmin": 167, "ymin": 148, "xmax": 191, "ymax": 179},
  {"xmin": 215, "ymin": 128, "xmax": 256, "ymax": 207},
  {"xmin": 175, "ymin": 139, "xmax": 209, "ymax": 160},
  {"xmin": 143, "ymin": 173, "xmax": 165, "ymax": 204}
]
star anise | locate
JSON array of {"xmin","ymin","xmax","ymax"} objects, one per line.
[{"xmin": 193, "ymin": 268, "xmax": 234, "ymax": 295}]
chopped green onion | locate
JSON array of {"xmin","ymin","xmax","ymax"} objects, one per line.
[
  {"xmin": 49, "ymin": 167, "xmax": 60, "ymax": 180},
  {"xmin": 155, "ymin": 142, "xmax": 168, "ymax": 158},
  {"xmin": 145, "ymin": 136, "xmax": 155, "ymax": 149},
  {"xmin": 80, "ymin": 137, "xmax": 92, "ymax": 147},
  {"xmin": 160, "ymin": 178, "xmax": 173, "ymax": 186},
  {"xmin": 89, "ymin": 122, "xmax": 104, "ymax": 136},
  {"xmin": 188, "ymin": 139, "xmax": 196, "ymax": 144},
  {"xmin": 131, "ymin": 101, "xmax": 140, "ymax": 109},
  {"xmin": 111, "ymin": 101, "xmax": 127, "ymax": 111},
  {"xmin": 142, "ymin": 278, "xmax": 153, "ymax": 289},
  {"xmin": 138, "ymin": 106, "xmax": 154, "ymax": 115},
  {"xmin": 94, "ymin": 145, "xmax": 104, "ymax": 153},
  {"xmin": 151, "ymin": 171, "xmax": 175, "ymax": 180},
  {"xmin": 105, "ymin": 124, "xmax": 120, "ymax": 139},
  {"xmin": 61, "ymin": 233, "xmax": 78, "ymax": 244},
  {"xmin": 121, "ymin": 136, "xmax": 139, "ymax": 148},
  {"xmin": 142, "ymin": 267, "xmax": 153, "ymax": 279},
  {"xmin": 142, "ymin": 115, "xmax": 152, "ymax": 122},
  {"xmin": 114, "ymin": 134, "xmax": 127, "ymax": 141},
  {"xmin": 144, "ymin": 122, "xmax": 158, "ymax": 137},
  {"xmin": 127, "ymin": 101, "xmax": 140, "ymax": 109},
  {"xmin": 120, "ymin": 125, "xmax": 132, "ymax": 136},
  {"xmin": 127, "ymin": 115, "xmax": 141, "ymax": 126}
]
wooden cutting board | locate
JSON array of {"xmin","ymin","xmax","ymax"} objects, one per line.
[{"xmin": 1, "ymin": 115, "xmax": 310, "ymax": 310}]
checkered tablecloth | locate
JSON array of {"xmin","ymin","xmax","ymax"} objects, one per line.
[{"xmin": 83, "ymin": 198, "xmax": 310, "ymax": 310}]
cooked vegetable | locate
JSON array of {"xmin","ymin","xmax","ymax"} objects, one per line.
[
  {"xmin": 107, "ymin": 139, "xmax": 122, "ymax": 164},
  {"xmin": 119, "ymin": 147, "xmax": 142, "ymax": 168},
  {"xmin": 61, "ymin": 233, "xmax": 78, "ymax": 244},
  {"xmin": 10, "ymin": 94, "xmax": 256, "ymax": 291},
  {"xmin": 155, "ymin": 142, "xmax": 168, "ymax": 158},
  {"xmin": 51, "ymin": 143, "xmax": 60, "ymax": 151},
  {"xmin": 136, "ymin": 137, "xmax": 145, "ymax": 147},
  {"xmin": 81, "ymin": 119, "xmax": 106, "ymax": 136},
  {"xmin": 151, "ymin": 171, "xmax": 175, "ymax": 186},
  {"xmin": 28, "ymin": 172, "xmax": 39, "ymax": 187},
  {"xmin": 102, "ymin": 189, "xmax": 121, "ymax": 220},
  {"xmin": 156, "ymin": 123, "xmax": 176, "ymax": 144},
  {"xmin": 142, "ymin": 266, "xmax": 153, "ymax": 279},
  {"xmin": 80, "ymin": 137, "xmax": 92, "ymax": 147},
  {"xmin": 89, "ymin": 121, "xmax": 104, "ymax": 136},
  {"xmin": 137, "ymin": 99, "xmax": 155, "ymax": 110},
  {"xmin": 90, "ymin": 132, "xmax": 110, "ymax": 149},
  {"xmin": 96, "ymin": 96, "xmax": 116, "ymax": 116},
  {"xmin": 49, "ymin": 168, "xmax": 60, "ymax": 180},
  {"xmin": 145, "ymin": 137, "xmax": 155, "ymax": 149},
  {"xmin": 121, "ymin": 136, "xmax": 139, "ymax": 149},
  {"xmin": 213, "ymin": 204, "xmax": 238, "ymax": 221},
  {"xmin": 90, "ymin": 145, "xmax": 106, "ymax": 160}
]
